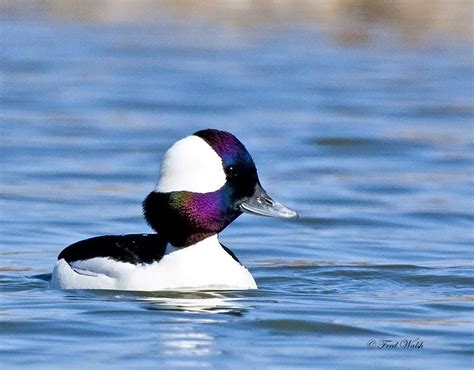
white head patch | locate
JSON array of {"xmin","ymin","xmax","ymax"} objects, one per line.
[{"xmin": 155, "ymin": 135, "xmax": 226, "ymax": 193}]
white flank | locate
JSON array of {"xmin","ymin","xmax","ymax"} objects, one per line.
[
  {"xmin": 50, "ymin": 235, "xmax": 257, "ymax": 291},
  {"xmin": 155, "ymin": 135, "xmax": 226, "ymax": 193}
]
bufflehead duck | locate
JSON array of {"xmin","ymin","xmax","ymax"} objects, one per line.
[{"xmin": 51, "ymin": 129, "xmax": 297, "ymax": 291}]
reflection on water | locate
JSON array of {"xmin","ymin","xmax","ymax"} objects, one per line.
[
  {"xmin": 157, "ymin": 331, "xmax": 216, "ymax": 361},
  {"xmin": 142, "ymin": 291, "xmax": 248, "ymax": 315}
]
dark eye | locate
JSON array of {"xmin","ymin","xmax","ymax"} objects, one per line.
[{"xmin": 225, "ymin": 165, "xmax": 239, "ymax": 178}]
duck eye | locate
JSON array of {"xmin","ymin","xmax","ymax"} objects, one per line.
[{"xmin": 225, "ymin": 165, "xmax": 239, "ymax": 178}]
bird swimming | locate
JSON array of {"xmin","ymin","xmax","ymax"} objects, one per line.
[{"xmin": 51, "ymin": 129, "xmax": 297, "ymax": 291}]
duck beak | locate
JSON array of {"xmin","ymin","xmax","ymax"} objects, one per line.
[{"xmin": 239, "ymin": 183, "xmax": 298, "ymax": 219}]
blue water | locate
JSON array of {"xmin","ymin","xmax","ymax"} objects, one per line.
[{"xmin": 1, "ymin": 18, "xmax": 473, "ymax": 369}]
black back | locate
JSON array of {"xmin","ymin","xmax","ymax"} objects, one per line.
[
  {"xmin": 58, "ymin": 234, "xmax": 168, "ymax": 264},
  {"xmin": 220, "ymin": 243, "xmax": 241, "ymax": 264}
]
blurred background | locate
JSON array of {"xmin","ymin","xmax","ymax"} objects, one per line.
[
  {"xmin": 1, "ymin": 1, "xmax": 473, "ymax": 369},
  {"xmin": 1, "ymin": 0, "xmax": 472, "ymax": 43}
]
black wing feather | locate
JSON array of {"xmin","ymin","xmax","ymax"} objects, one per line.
[{"xmin": 58, "ymin": 234, "xmax": 167, "ymax": 264}]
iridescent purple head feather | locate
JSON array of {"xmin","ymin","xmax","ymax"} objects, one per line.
[
  {"xmin": 143, "ymin": 129, "xmax": 297, "ymax": 247},
  {"xmin": 194, "ymin": 129, "xmax": 254, "ymax": 169}
]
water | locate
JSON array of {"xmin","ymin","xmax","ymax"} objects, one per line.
[{"xmin": 1, "ymin": 18, "xmax": 473, "ymax": 370}]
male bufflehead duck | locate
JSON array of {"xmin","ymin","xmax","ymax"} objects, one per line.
[{"xmin": 51, "ymin": 129, "xmax": 297, "ymax": 291}]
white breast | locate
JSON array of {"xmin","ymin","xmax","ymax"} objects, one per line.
[{"xmin": 51, "ymin": 235, "xmax": 257, "ymax": 291}]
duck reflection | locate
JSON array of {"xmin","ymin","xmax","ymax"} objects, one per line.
[{"xmin": 140, "ymin": 291, "xmax": 248, "ymax": 315}]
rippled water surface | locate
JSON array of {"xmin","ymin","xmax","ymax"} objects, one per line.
[{"xmin": 1, "ymin": 18, "xmax": 473, "ymax": 369}]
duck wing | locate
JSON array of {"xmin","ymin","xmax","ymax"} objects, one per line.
[{"xmin": 58, "ymin": 234, "xmax": 167, "ymax": 266}]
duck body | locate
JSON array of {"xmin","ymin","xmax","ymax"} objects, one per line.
[
  {"xmin": 51, "ymin": 129, "xmax": 296, "ymax": 291},
  {"xmin": 51, "ymin": 234, "xmax": 256, "ymax": 290}
]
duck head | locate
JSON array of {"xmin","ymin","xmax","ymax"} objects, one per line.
[{"xmin": 143, "ymin": 129, "xmax": 297, "ymax": 247}]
